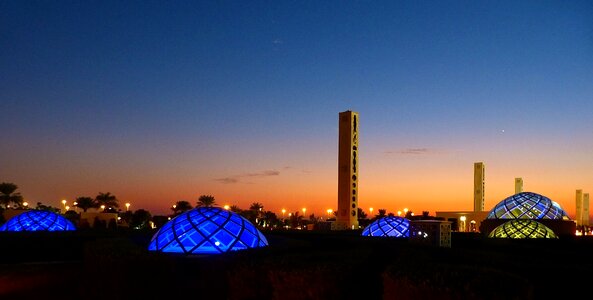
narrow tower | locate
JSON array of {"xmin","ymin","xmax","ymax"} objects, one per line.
[
  {"xmin": 474, "ymin": 162, "xmax": 485, "ymax": 212},
  {"xmin": 576, "ymin": 189, "xmax": 583, "ymax": 226},
  {"xmin": 514, "ymin": 178, "xmax": 523, "ymax": 194},
  {"xmin": 336, "ymin": 110, "xmax": 359, "ymax": 230},
  {"xmin": 583, "ymin": 193, "xmax": 590, "ymax": 226}
]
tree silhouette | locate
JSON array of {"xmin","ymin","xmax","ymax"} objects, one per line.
[
  {"xmin": 197, "ymin": 195, "xmax": 216, "ymax": 207},
  {"xmin": 131, "ymin": 209, "xmax": 152, "ymax": 229},
  {"xmin": 229, "ymin": 205, "xmax": 242, "ymax": 213},
  {"xmin": 377, "ymin": 209, "xmax": 387, "ymax": 218},
  {"xmin": 95, "ymin": 192, "xmax": 119, "ymax": 210},
  {"xmin": 357, "ymin": 208, "xmax": 368, "ymax": 219},
  {"xmin": 172, "ymin": 200, "xmax": 193, "ymax": 215},
  {"xmin": 75, "ymin": 196, "xmax": 98, "ymax": 212},
  {"xmin": 0, "ymin": 182, "xmax": 24, "ymax": 208}
]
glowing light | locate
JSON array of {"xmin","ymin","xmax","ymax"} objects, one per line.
[
  {"xmin": 65, "ymin": 206, "xmax": 70, "ymax": 211},
  {"xmin": 125, "ymin": 202, "xmax": 131, "ymax": 211},
  {"xmin": 302, "ymin": 208, "xmax": 307, "ymax": 215},
  {"xmin": 223, "ymin": 205, "xmax": 230, "ymax": 210},
  {"xmin": 148, "ymin": 207, "xmax": 268, "ymax": 254},
  {"xmin": 369, "ymin": 207, "xmax": 374, "ymax": 214},
  {"xmin": 460, "ymin": 216, "xmax": 466, "ymax": 222},
  {"xmin": 397, "ymin": 211, "xmax": 402, "ymax": 216},
  {"xmin": 22, "ymin": 202, "xmax": 28, "ymax": 208},
  {"xmin": 403, "ymin": 208, "xmax": 408, "ymax": 214},
  {"xmin": 0, "ymin": 210, "xmax": 76, "ymax": 231}
]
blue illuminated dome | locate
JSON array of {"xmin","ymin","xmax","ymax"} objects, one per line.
[
  {"xmin": 361, "ymin": 216, "xmax": 410, "ymax": 238},
  {"xmin": 148, "ymin": 207, "xmax": 268, "ymax": 254},
  {"xmin": 0, "ymin": 210, "xmax": 76, "ymax": 232},
  {"xmin": 487, "ymin": 192, "xmax": 569, "ymax": 220}
]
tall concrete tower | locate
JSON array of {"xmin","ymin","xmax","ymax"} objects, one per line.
[
  {"xmin": 335, "ymin": 110, "xmax": 359, "ymax": 230},
  {"xmin": 583, "ymin": 193, "xmax": 590, "ymax": 226},
  {"xmin": 576, "ymin": 189, "xmax": 583, "ymax": 226},
  {"xmin": 474, "ymin": 162, "xmax": 485, "ymax": 212},
  {"xmin": 514, "ymin": 178, "xmax": 523, "ymax": 194}
]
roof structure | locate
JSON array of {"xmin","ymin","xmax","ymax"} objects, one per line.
[
  {"xmin": 487, "ymin": 192, "xmax": 569, "ymax": 220},
  {"xmin": 0, "ymin": 210, "xmax": 76, "ymax": 232},
  {"xmin": 361, "ymin": 216, "xmax": 410, "ymax": 237},
  {"xmin": 488, "ymin": 219, "xmax": 558, "ymax": 239},
  {"xmin": 148, "ymin": 207, "xmax": 268, "ymax": 254}
]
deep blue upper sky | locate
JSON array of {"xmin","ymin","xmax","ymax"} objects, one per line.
[{"xmin": 1, "ymin": 1, "xmax": 592, "ymax": 214}]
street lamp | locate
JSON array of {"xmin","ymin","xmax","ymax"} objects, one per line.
[
  {"xmin": 125, "ymin": 203, "xmax": 130, "ymax": 211},
  {"xmin": 302, "ymin": 208, "xmax": 307, "ymax": 216},
  {"xmin": 23, "ymin": 202, "xmax": 28, "ymax": 209},
  {"xmin": 327, "ymin": 209, "xmax": 333, "ymax": 217},
  {"xmin": 224, "ymin": 205, "xmax": 230, "ymax": 210},
  {"xmin": 281, "ymin": 209, "xmax": 286, "ymax": 219},
  {"xmin": 460, "ymin": 216, "xmax": 467, "ymax": 232},
  {"xmin": 65, "ymin": 206, "xmax": 70, "ymax": 211},
  {"xmin": 397, "ymin": 211, "xmax": 402, "ymax": 216},
  {"xmin": 369, "ymin": 207, "xmax": 374, "ymax": 215},
  {"xmin": 100, "ymin": 205, "xmax": 105, "ymax": 211}
]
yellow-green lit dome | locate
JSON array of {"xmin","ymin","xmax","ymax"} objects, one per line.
[{"xmin": 488, "ymin": 219, "xmax": 558, "ymax": 239}]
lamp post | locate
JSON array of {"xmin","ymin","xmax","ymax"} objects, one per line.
[
  {"xmin": 459, "ymin": 216, "xmax": 467, "ymax": 232},
  {"xmin": 23, "ymin": 202, "xmax": 28, "ymax": 209},
  {"xmin": 281, "ymin": 209, "xmax": 286, "ymax": 219},
  {"xmin": 397, "ymin": 211, "xmax": 402, "ymax": 216},
  {"xmin": 125, "ymin": 203, "xmax": 130, "ymax": 211},
  {"xmin": 61, "ymin": 199, "xmax": 67, "ymax": 212},
  {"xmin": 302, "ymin": 207, "xmax": 307, "ymax": 216},
  {"xmin": 327, "ymin": 209, "xmax": 333, "ymax": 218},
  {"xmin": 369, "ymin": 207, "xmax": 374, "ymax": 215},
  {"xmin": 100, "ymin": 205, "xmax": 105, "ymax": 212},
  {"xmin": 73, "ymin": 202, "xmax": 78, "ymax": 212},
  {"xmin": 223, "ymin": 204, "xmax": 230, "ymax": 210}
]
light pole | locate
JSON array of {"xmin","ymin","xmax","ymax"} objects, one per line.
[
  {"xmin": 125, "ymin": 203, "xmax": 130, "ymax": 211},
  {"xmin": 224, "ymin": 204, "xmax": 230, "ymax": 210},
  {"xmin": 73, "ymin": 202, "xmax": 78, "ymax": 212},
  {"xmin": 369, "ymin": 207, "xmax": 374, "ymax": 216},
  {"xmin": 61, "ymin": 199, "xmax": 67, "ymax": 212},
  {"xmin": 302, "ymin": 207, "xmax": 307, "ymax": 216},
  {"xmin": 23, "ymin": 202, "xmax": 28, "ymax": 209},
  {"xmin": 281, "ymin": 209, "xmax": 286, "ymax": 219},
  {"xmin": 100, "ymin": 205, "xmax": 106, "ymax": 212},
  {"xmin": 327, "ymin": 209, "xmax": 333, "ymax": 218}
]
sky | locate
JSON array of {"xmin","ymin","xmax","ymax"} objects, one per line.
[{"xmin": 1, "ymin": 1, "xmax": 592, "ymax": 217}]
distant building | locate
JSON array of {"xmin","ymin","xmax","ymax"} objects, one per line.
[
  {"xmin": 409, "ymin": 220, "xmax": 451, "ymax": 248},
  {"xmin": 334, "ymin": 110, "xmax": 359, "ymax": 230},
  {"xmin": 434, "ymin": 211, "xmax": 489, "ymax": 232},
  {"xmin": 584, "ymin": 193, "xmax": 590, "ymax": 226},
  {"xmin": 576, "ymin": 189, "xmax": 583, "ymax": 226},
  {"xmin": 474, "ymin": 162, "xmax": 485, "ymax": 212},
  {"xmin": 79, "ymin": 212, "xmax": 118, "ymax": 229},
  {"xmin": 515, "ymin": 178, "xmax": 523, "ymax": 194}
]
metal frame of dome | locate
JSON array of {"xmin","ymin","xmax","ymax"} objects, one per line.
[
  {"xmin": 488, "ymin": 219, "xmax": 558, "ymax": 239},
  {"xmin": 487, "ymin": 192, "xmax": 568, "ymax": 220},
  {"xmin": 0, "ymin": 210, "xmax": 76, "ymax": 231},
  {"xmin": 361, "ymin": 216, "xmax": 410, "ymax": 237},
  {"xmin": 148, "ymin": 207, "xmax": 268, "ymax": 254}
]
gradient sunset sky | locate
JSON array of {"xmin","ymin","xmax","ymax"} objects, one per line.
[{"xmin": 1, "ymin": 1, "xmax": 592, "ymax": 217}]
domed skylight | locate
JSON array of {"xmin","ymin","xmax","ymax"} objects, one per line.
[
  {"xmin": 361, "ymin": 216, "xmax": 410, "ymax": 238},
  {"xmin": 0, "ymin": 210, "xmax": 76, "ymax": 232},
  {"xmin": 487, "ymin": 192, "xmax": 569, "ymax": 220},
  {"xmin": 488, "ymin": 219, "xmax": 558, "ymax": 239},
  {"xmin": 148, "ymin": 207, "xmax": 268, "ymax": 254}
]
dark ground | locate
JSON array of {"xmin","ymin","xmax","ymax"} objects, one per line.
[{"xmin": 0, "ymin": 230, "xmax": 590, "ymax": 300}]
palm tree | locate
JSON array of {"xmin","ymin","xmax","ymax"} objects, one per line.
[
  {"xmin": 197, "ymin": 195, "xmax": 216, "ymax": 207},
  {"xmin": 0, "ymin": 182, "xmax": 24, "ymax": 208},
  {"xmin": 377, "ymin": 209, "xmax": 387, "ymax": 218},
  {"xmin": 229, "ymin": 205, "xmax": 242, "ymax": 213},
  {"xmin": 172, "ymin": 200, "xmax": 193, "ymax": 215},
  {"xmin": 95, "ymin": 192, "xmax": 119, "ymax": 210},
  {"xmin": 249, "ymin": 202, "xmax": 264, "ymax": 225},
  {"xmin": 75, "ymin": 196, "xmax": 98, "ymax": 212}
]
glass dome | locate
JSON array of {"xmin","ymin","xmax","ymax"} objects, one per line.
[
  {"xmin": 148, "ymin": 207, "xmax": 268, "ymax": 254},
  {"xmin": 488, "ymin": 219, "xmax": 558, "ymax": 239},
  {"xmin": 0, "ymin": 210, "xmax": 76, "ymax": 232},
  {"xmin": 487, "ymin": 192, "xmax": 569, "ymax": 220},
  {"xmin": 361, "ymin": 216, "xmax": 410, "ymax": 238}
]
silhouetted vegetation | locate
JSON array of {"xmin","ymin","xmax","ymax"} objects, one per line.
[{"xmin": 0, "ymin": 182, "xmax": 23, "ymax": 208}]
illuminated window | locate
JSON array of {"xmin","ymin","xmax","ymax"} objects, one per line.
[
  {"xmin": 361, "ymin": 216, "xmax": 409, "ymax": 238},
  {"xmin": 148, "ymin": 207, "xmax": 268, "ymax": 254},
  {"xmin": 0, "ymin": 210, "xmax": 76, "ymax": 232}
]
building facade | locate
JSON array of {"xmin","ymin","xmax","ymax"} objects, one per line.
[{"xmin": 334, "ymin": 110, "xmax": 359, "ymax": 230}]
